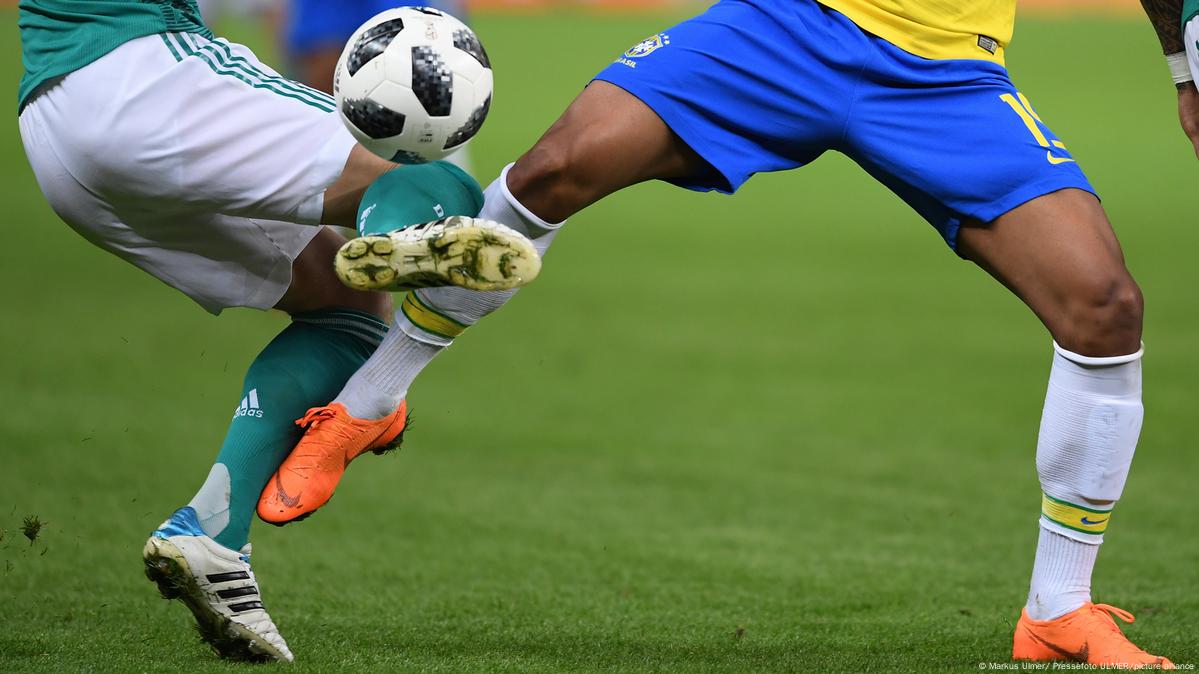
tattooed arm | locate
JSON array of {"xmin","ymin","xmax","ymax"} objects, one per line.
[
  {"xmin": 1140, "ymin": 0, "xmax": 1199, "ymax": 157},
  {"xmin": 1140, "ymin": 0, "xmax": 1185, "ymax": 53}
]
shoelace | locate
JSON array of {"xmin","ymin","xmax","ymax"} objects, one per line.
[
  {"xmin": 1093, "ymin": 604, "xmax": 1136, "ymax": 624},
  {"xmin": 296, "ymin": 406, "xmax": 338, "ymax": 430},
  {"xmin": 292, "ymin": 405, "xmax": 407, "ymax": 467},
  {"xmin": 1091, "ymin": 604, "xmax": 1138, "ymax": 639},
  {"xmin": 282, "ymin": 407, "xmax": 360, "ymax": 476}
]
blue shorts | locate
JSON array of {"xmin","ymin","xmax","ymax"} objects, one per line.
[
  {"xmin": 594, "ymin": 0, "xmax": 1095, "ymax": 251},
  {"xmin": 287, "ymin": 0, "xmax": 468, "ymax": 56}
]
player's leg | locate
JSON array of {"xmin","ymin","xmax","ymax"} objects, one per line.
[
  {"xmin": 153, "ymin": 163, "xmax": 491, "ymax": 657},
  {"xmin": 260, "ymin": 82, "xmax": 720, "ymax": 525},
  {"xmin": 957, "ymin": 191, "xmax": 1141, "ymax": 357},
  {"xmin": 254, "ymin": 86, "xmax": 686, "ymax": 526},
  {"xmin": 92, "ymin": 36, "xmax": 406, "ymax": 554},
  {"xmin": 376, "ymin": 78, "xmax": 706, "ymax": 352},
  {"xmin": 184, "ymin": 226, "xmax": 391, "ymax": 547},
  {"xmin": 315, "ymin": 0, "xmax": 851, "ymax": 439},
  {"xmin": 507, "ymin": 80, "xmax": 708, "ymax": 221},
  {"xmin": 954, "ymin": 193, "xmax": 1165, "ymax": 667},
  {"xmin": 840, "ymin": 30, "xmax": 1167, "ymax": 666},
  {"xmin": 145, "ymin": 228, "xmax": 390, "ymax": 664},
  {"xmin": 256, "ymin": 160, "xmax": 505, "ymax": 524},
  {"xmin": 273, "ymin": 0, "xmax": 854, "ymax": 525},
  {"xmin": 19, "ymin": 30, "xmax": 516, "ymax": 662},
  {"xmin": 1181, "ymin": 18, "xmax": 1199, "ymax": 158},
  {"xmin": 185, "ymin": 158, "xmax": 531, "ymax": 535},
  {"xmin": 126, "ymin": 28, "xmax": 536, "ymax": 538},
  {"xmin": 336, "ymin": 77, "xmax": 704, "ymax": 370}
]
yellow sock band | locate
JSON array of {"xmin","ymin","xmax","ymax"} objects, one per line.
[
  {"xmin": 1041, "ymin": 493, "xmax": 1113, "ymax": 536},
  {"xmin": 400, "ymin": 292, "xmax": 468, "ymax": 340}
]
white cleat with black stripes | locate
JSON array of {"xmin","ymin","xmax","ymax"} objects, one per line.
[{"xmin": 143, "ymin": 507, "xmax": 293, "ymax": 663}]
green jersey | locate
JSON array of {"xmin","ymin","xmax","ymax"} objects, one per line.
[
  {"xmin": 1186, "ymin": 0, "xmax": 1199, "ymax": 33},
  {"xmin": 18, "ymin": 0, "xmax": 211, "ymax": 110}
]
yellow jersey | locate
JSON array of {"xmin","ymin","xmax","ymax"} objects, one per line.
[{"xmin": 817, "ymin": 0, "xmax": 1015, "ymax": 64}]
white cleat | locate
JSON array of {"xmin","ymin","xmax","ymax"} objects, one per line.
[
  {"xmin": 336, "ymin": 215, "xmax": 542, "ymax": 292},
  {"xmin": 143, "ymin": 507, "xmax": 294, "ymax": 663}
]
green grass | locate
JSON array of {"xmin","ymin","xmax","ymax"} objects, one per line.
[{"xmin": 2, "ymin": 10, "xmax": 1198, "ymax": 673}]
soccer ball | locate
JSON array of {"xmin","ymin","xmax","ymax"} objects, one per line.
[{"xmin": 334, "ymin": 7, "xmax": 493, "ymax": 164}]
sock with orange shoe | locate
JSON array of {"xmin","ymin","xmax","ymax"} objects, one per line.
[
  {"xmin": 1024, "ymin": 342, "xmax": 1143, "ymax": 621},
  {"xmin": 185, "ymin": 309, "xmax": 388, "ymax": 550},
  {"xmin": 1012, "ymin": 343, "xmax": 1170, "ymax": 668}
]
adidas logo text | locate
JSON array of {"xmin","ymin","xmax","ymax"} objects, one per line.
[{"xmin": 233, "ymin": 389, "xmax": 264, "ymax": 420}]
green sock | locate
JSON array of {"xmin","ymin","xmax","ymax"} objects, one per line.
[
  {"xmin": 356, "ymin": 160, "xmax": 484, "ymax": 236},
  {"xmin": 186, "ymin": 309, "xmax": 388, "ymax": 551}
]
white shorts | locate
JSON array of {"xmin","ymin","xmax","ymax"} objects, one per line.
[
  {"xmin": 18, "ymin": 32, "xmax": 357, "ymax": 314},
  {"xmin": 1188, "ymin": 17, "xmax": 1199, "ymax": 83}
]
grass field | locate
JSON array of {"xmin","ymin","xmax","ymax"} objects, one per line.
[{"xmin": 2, "ymin": 8, "xmax": 1198, "ymax": 673}]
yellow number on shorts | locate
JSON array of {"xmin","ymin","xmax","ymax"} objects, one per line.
[{"xmin": 1000, "ymin": 93, "xmax": 1075, "ymax": 165}]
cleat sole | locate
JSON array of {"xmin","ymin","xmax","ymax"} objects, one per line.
[
  {"xmin": 261, "ymin": 507, "xmax": 315, "ymax": 528},
  {"xmin": 142, "ymin": 538, "xmax": 289, "ymax": 663},
  {"xmin": 335, "ymin": 216, "xmax": 541, "ymax": 292}
]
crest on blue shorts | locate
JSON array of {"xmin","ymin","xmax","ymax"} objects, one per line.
[{"xmin": 624, "ymin": 33, "xmax": 670, "ymax": 58}]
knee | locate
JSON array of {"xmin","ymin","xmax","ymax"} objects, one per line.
[{"xmin": 1053, "ymin": 273, "xmax": 1143, "ymax": 357}]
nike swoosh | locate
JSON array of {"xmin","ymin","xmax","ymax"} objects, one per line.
[
  {"xmin": 274, "ymin": 476, "xmax": 302, "ymax": 508},
  {"xmin": 1049, "ymin": 641, "xmax": 1089, "ymax": 662},
  {"xmin": 1080, "ymin": 516, "xmax": 1109, "ymax": 525},
  {"xmin": 1033, "ymin": 631, "xmax": 1090, "ymax": 662},
  {"xmin": 1047, "ymin": 151, "xmax": 1076, "ymax": 165}
]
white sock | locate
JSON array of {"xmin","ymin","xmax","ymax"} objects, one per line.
[
  {"xmin": 1024, "ymin": 342, "xmax": 1144, "ymax": 621},
  {"xmin": 332, "ymin": 330, "xmax": 441, "ymax": 419},
  {"xmin": 335, "ymin": 163, "xmax": 564, "ymax": 417},
  {"xmin": 187, "ymin": 464, "xmax": 231, "ymax": 539},
  {"xmin": 1026, "ymin": 527, "xmax": 1099, "ymax": 620}
]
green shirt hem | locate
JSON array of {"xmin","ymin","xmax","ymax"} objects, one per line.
[{"xmin": 18, "ymin": 24, "xmax": 211, "ymax": 111}]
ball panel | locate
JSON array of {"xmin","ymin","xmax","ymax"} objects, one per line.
[
  {"xmin": 407, "ymin": 5, "xmax": 446, "ymax": 18},
  {"xmin": 345, "ymin": 18, "xmax": 406, "ymax": 77},
  {"xmin": 452, "ymin": 28, "xmax": 490, "ymax": 69},
  {"xmin": 444, "ymin": 95, "xmax": 490, "ymax": 150},
  {"xmin": 391, "ymin": 149, "xmax": 431, "ymax": 164},
  {"xmin": 410, "ymin": 46, "xmax": 454, "ymax": 117},
  {"xmin": 441, "ymin": 48, "xmax": 487, "ymax": 85},
  {"xmin": 341, "ymin": 97, "xmax": 407, "ymax": 140}
]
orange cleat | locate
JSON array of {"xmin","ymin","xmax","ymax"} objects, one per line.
[
  {"xmin": 257, "ymin": 402, "xmax": 409, "ymax": 526},
  {"xmin": 1013, "ymin": 603, "xmax": 1174, "ymax": 669}
]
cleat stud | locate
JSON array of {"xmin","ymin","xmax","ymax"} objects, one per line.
[
  {"xmin": 342, "ymin": 240, "xmax": 369, "ymax": 259},
  {"xmin": 346, "ymin": 270, "xmax": 370, "ymax": 289},
  {"xmin": 369, "ymin": 239, "xmax": 393, "ymax": 255}
]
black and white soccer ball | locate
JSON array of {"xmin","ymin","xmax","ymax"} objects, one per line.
[{"xmin": 335, "ymin": 7, "xmax": 493, "ymax": 163}]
